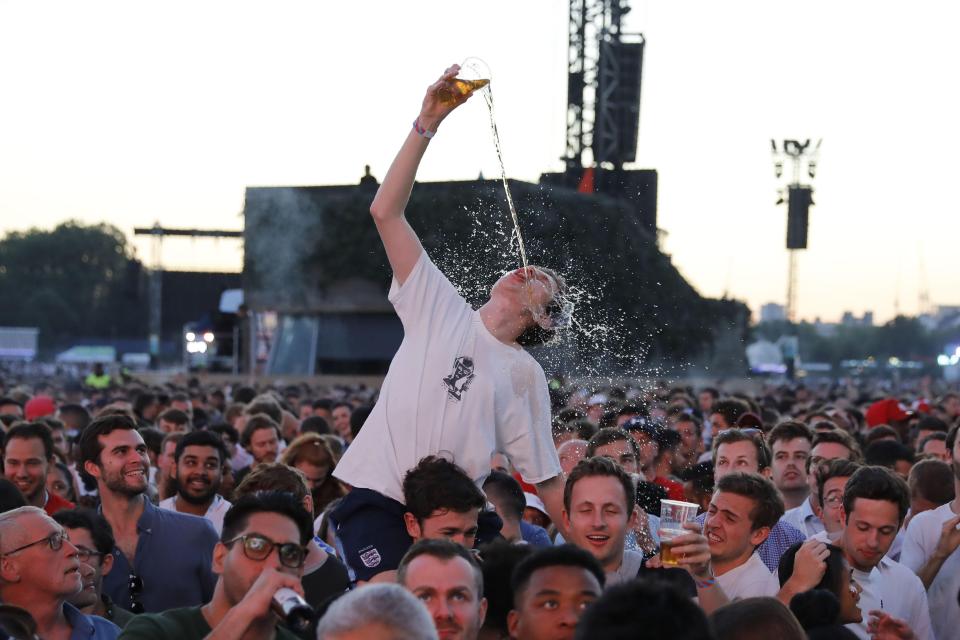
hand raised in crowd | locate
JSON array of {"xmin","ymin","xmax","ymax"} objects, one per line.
[
  {"xmin": 418, "ymin": 64, "xmax": 476, "ymax": 132},
  {"xmin": 932, "ymin": 513, "xmax": 960, "ymax": 560},
  {"xmin": 867, "ymin": 610, "xmax": 917, "ymax": 640}
]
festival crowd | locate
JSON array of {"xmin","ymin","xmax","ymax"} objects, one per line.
[{"xmin": 0, "ymin": 65, "xmax": 958, "ymax": 640}]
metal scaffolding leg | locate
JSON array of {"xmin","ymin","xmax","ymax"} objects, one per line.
[{"xmin": 786, "ymin": 250, "xmax": 798, "ymax": 323}]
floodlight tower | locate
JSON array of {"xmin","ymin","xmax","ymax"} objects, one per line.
[{"xmin": 771, "ymin": 139, "xmax": 820, "ymax": 323}]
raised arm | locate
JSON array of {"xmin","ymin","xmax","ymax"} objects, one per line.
[{"xmin": 370, "ymin": 64, "xmax": 476, "ymax": 285}]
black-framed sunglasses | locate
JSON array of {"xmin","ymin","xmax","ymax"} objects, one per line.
[
  {"xmin": 224, "ymin": 534, "xmax": 307, "ymax": 569},
  {"xmin": 128, "ymin": 573, "xmax": 145, "ymax": 614},
  {"xmin": 1, "ymin": 530, "xmax": 69, "ymax": 556}
]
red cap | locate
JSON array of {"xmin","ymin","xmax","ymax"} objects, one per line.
[
  {"xmin": 24, "ymin": 395, "xmax": 56, "ymax": 421},
  {"xmin": 865, "ymin": 398, "xmax": 912, "ymax": 428}
]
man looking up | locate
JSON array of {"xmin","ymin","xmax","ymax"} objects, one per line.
[
  {"xmin": 506, "ymin": 545, "xmax": 604, "ymax": 640},
  {"xmin": 706, "ymin": 429, "xmax": 805, "ymax": 571},
  {"xmin": 332, "ymin": 64, "xmax": 566, "ymax": 582},
  {"xmin": 0, "ymin": 506, "xmax": 120, "ymax": 639},
  {"xmin": 397, "ymin": 538, "xmax": 487, "ymax": 640},
  {"xmin": 159, "ymin": 430, "xmax": 232, "ymax": 534},
  {"xmin": 119, "ymin": 492, "xmax": 311, "ymax": 640},
  {"xmin": 767, "ymin": 421, "xmax": 813, "ymax": 510},
  {"xmin": 901, "ymin": 423, "xmax": 960, "ymax": 640},
  {"xmin": 54, "ymin": 508, "xmax": 135, "ymax": 628},
  {"xmin": 839, "ymin": 466, "xmax": 932, "ymax": 640},
  {"xmin": 3, "ymin": 421, "xmax": 75, "ymax": 514},
  {"xmin": 78, "ymin": 413, "xmax": 219, "ymax": 613}
]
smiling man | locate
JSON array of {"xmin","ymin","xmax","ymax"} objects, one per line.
[
  {"xmin": 159, "ymin": 430, "xmax": 233, "ymax": 534},
  {"xmin": 398, "ymin": 538, "xmax": 487, "ymax": 640},
  {"xmin": 0, "ymin": 506, "xmax": 119, "ymax": 639},
  {"xmin": 79, "ymin": 413, "xmax": 219, "ymax": 613},
  {"xmin": 3, "ymin": 421, "xmax": 75, "ymax": 515}
]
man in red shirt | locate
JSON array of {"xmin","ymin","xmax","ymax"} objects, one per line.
[{"xmin": 3, "ymin": 422, "xmax": 75, "ymax": 515}]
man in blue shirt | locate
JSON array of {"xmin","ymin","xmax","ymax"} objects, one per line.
[
  {"xmin": 79, "ymin": 413, "xmax": 219, "ymax": 613},
  {"xmin": 0, "ymin": 505, "xmax": 120, "ymax": 639}
]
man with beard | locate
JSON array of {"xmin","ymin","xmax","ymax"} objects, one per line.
[
  {"xmin": 3, "ymin": 421, "xmax": 75, "ymax": 514},
  {"xmin": 0, "ymin": 506, "xmax": 120, "ymax": 639},
  {"xmin": 159, "ymin": 430, "xmax": 232, "ymax": 534},
  {"xmin": 902, "ymin": 422, "xmax": 960, "ymax": 640},
  {"xmin": 78, "ymin": 414, "xmax": 219, "ymax": 613},
  {"xmin": 397, "ymin": 538, "xmax": 487, "ymax": 640}
]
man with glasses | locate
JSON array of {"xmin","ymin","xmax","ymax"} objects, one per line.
[
  {"xmin": 54, "ymin": 508, "xmax": 135, "ymax": 628},
  {"xmin": 0, "ymin": 506, "xmax": 120, "ymax": 639},
  {"xmin": 78, "ymin": 413, "xmax": 219, "ymax": 613},
  {"xmin": 119, "ymin": 492, "xmax": 311, "ymax": 639}
]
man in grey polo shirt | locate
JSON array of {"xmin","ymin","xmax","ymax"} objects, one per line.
[{"xmin": 79, "ymin": 413, "xmax": 219, "ymax": 613}]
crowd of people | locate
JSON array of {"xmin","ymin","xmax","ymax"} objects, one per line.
[{"xmin": 0, "ymin": 65, "xmax": 959, "ymax": 640}]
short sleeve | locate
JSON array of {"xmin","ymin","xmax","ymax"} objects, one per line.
[
  {"xmin": 498, "ymin": 366, "xmax": 561, "ymax": 485},
  {"xmin": 388, "ymin": 251, "xmax": 471, "ymax": 332},
  {"xmin": 900, "ymin": 513, "xmax": 932, "ymax": 573}
]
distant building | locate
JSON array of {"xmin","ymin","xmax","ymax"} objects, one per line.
[
  {"xmin": 841, "ymin": 311, "xmax": 874, "ymax": 327},
  {"xmin": 760, "ymin": 303, "xmax": 786, "ymax": 324}
]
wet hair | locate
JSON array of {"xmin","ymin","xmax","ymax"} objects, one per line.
[
  {"xmin": 842, "ymin": 466, "xmax": 910, "ymax": 523},
  {"xmin": 574, "ymin": 579, "xmax": 713, "ymax": 640},
  {"xmin": 78, "ymin": 413, "xmax": 138, "ymax": 469},
  {"xmin": 174, "ymin": 429, "xmax": 229, "ymax": 464},
  {"xmin": 511, "ymin": 544, "xmax": 605, "ymax": 606},
  {"xmin": 815, "ymin": 459, "xmax": 862, "ymax": 510},
  {"xmin": 53, "ymin": 508, "xmax": 115, "ymax": 555},
  {"xmin": 4, "ymin": 422, "xmax": 55, "ymax": 460},
  {"xmin": 402, "ymin": 456, "xmax": 486, "ymax": 521},
  {"xmin": 587, "ymin": 428, "xmax": 641, "ymax": 461},
  {"xmin": 220, "ymin": 491, "xmax": 313, "ymax": 546},
  {"xmin": 516, "ymin": 266, "xmax": 568, "ymax": 348},
  {"xmin": 908, "ymin": 458, "xmax": 955, "ymax": 505},
  {"xmin": 397, "ymin": 538, "xmax": 483, "ymax": 594},
  {"xmin": 715, "ymin": 473, "xmax": 784, "ymax": 531},
  {"xmin": 482, "ymin": 471, "xmax": 526, "ymax": 521},
  {"xmin": 563, "ymin": 456, "xmax": 636, "ymax": 518},
  {"xmin": 710, "ymin": 597, "xmax": 805, "ymax": 640}
]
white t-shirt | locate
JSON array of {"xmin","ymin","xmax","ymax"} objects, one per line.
[
  {"xmin": 715, "ymin": 552, "xmax": 780, "ymax": 600},
  {"xmin": 902, "ymin": 502, "xmax": 958, "ymax": 640},
  {"xmin": 158, "ymin": 494, "xmax": 232, "ymax": 535},
  {"xmin": 846, "ymin": 556, "xmax": 934, "ymax": 640},
  {"xmin": 781, "ymin": 498, "xmax": 825, "ymax": 539},
  {"xmin": 334, "ymin": 252, "xmax": 561, "ymax": 503}
]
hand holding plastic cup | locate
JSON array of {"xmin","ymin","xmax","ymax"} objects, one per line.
[{"xmin": 659, "ymin": 499, "xmax": 700, "ymax": 566}]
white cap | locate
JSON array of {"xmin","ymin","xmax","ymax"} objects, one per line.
[{"xmin": 524, "ymin": 492, "xmax": 548, "ymax": 516}]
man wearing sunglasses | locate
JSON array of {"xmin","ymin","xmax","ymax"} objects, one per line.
[
  {"xmin": 119, "ymin": 492, "xmax": 312, "ymax": 640},
  {"xmin": 0, "ymin": 506, "xmax": 120, "ymax": 639}
]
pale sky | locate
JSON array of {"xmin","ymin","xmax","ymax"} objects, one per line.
[{"xmin": 2, "ymin": 0, "xmax": 958, "ymax": 324}]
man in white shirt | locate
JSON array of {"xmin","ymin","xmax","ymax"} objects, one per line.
[
  {"xmin": 781, "ymin": 429, "xmax": 861, "ymax": 538},
  {"xmin": 901, "ymin": 423, "xmax": 960, "ymax": 640},
  {"xmin": 839, "ymin": 466, "xmax": 933, "ymax": 640},
  {"xmin": 331, "ymin": 64, "xmax": 566, "ymax": 582},
  {"xmin": 158, "ymin": 430, "xmax": 232, "ymax": 534},
  {"xmin": 705, "ymin": 473, "xmax": 783, "ymax": 600}
]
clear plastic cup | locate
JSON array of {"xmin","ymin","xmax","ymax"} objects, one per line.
[{"xmin": 659, "ymin": 499, "xmax": 700, "ymax": 566}]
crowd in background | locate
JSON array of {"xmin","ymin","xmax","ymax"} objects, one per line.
[{"xmin": 0, "ymin": 367, "xmax": 956, "ymax": 639}]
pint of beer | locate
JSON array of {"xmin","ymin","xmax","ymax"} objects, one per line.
[
  {"xmin": 437, "ymin": 78, "xmax": 490, "ymax": 105},
  {"xmin": 659, "ymin": 499, "xmax": 700, "ymax": 566}
]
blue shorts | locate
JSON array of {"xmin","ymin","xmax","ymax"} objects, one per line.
[
  {"xmin": 330, "ymin": 488, "xmax": 411, "ymax": 582},
  {"xmin": 331, "ymin": 488, "xmax": 503, "ymax": 582}
]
